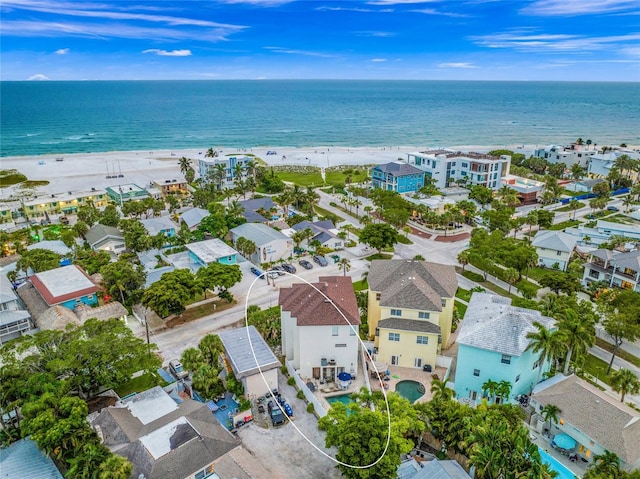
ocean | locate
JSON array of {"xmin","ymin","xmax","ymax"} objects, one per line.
[{"xmin": 1, "ymin": 80, "xmax": 638, "ymax": 157}]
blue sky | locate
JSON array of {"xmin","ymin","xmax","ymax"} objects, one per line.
[{"xmin": 1, "ymin": 0, "xmax": 639, "ymax": 81}]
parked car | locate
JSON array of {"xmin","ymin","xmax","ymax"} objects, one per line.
[
  {"xmin": 169, "ymin": 359, "xmax": 188, "ymax": 380},
  {"xmin": 272, "ymin": 265, "xmax": 286, "ymax": 276},
  {"xmin": 298, "ymin": 259, "xmax": 313, "ymax": 270},
  {"xmin": 330, "ymin": 254, "xmax": 340, "ymax": 264},
  {"xmin": 606, "ymin": 205, "xmax": 619, "ymax": 212},
  {"xmin": 267, "ymin": 400, "xmax": 286, "ymax": 426},
  {"xmin": 250, "ymin": 266, "xmax": 265, "ymax": 279},
  {"xmin": 267, "ymin": 270, "xmax": 279, "ymax": 279},
  {"xmin": 313, "ymin": 255, "xmax": 328, "ymax": 267},
  {"xmin": 281, "ymin": 263, "xmax": 297, "ymax": 274}
]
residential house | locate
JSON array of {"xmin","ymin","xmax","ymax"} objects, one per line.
[
  {"xmin": 230, "ymin": 223, "xmax": 293, "ymax": 265},
  {"xmin": 198, "ymin": 155, "xmax": 250, "ymax": 189},
  {"xmin": 186, "ymin": 239, "xmax": 238, "ymax": 267},
  {"xmin": 289, "ymin": 219, "xmax": 343, "ymax": 250},
  {"xmin": 397, "ymin": 458, "xmax": 471, "ymax": 479},
  {"xmin": 0, "ymin": 437, "xmax": 64, "ymax": 479},
  {"xmin": 219, "ymin": 326, "xmax": 281, "ymax": 398},
  {"xmin": 22, "ymin": 189, "xmax": 108, "ymax": 221},
  {"xmin": 140, "ymin": 216, "xmax": 177, "ymax": 239},
  {"xmin": 105, "ymin": 184, "xmax": 152, "ymax": 204},
  {"xmin": 90, "ymin": 386, "xmax": 244, "ymax": 479},
  {"xmin": 533, "ymin": 144, "xmax": 596, "ymax": 167},
  {"xmin": 0, "ymin": 274, "xmax": 31, "ymax": 345},
  {"xmin": 371, "ymin": 162, "xmax": 425, "ymax": 193},
  {"xmin": 279, "ymin": 276, "xmax": 360, "ymax": 382},
  {"xmin": 85, "ymin": 224, "xmax": 125, "ymax": 258},
  {"xmin": 582, "ymin": 249, "xmax": 640, "ymax": 292},
  {"xmin": 0, "ymin": 203, "xmax": 15, "ymax": 228},
  {"xmin": 180, "ymin": 207, "xmax": 209, "ymax": 231},
  {"xmin": 454, "ymin": 293, "xmax": 555, "ymax": 403},
  {"xmin": 588, "ymin": 150, "xmax": 640, "ymax": 178},
  {"xmin": 501, "ymin": 175, "xmax": 545, "ymax": 205},
  {"xmin": 367, "ymin": 260, "xmax": 458, "ymax": 371},
  {"xmin": 238, "ymin": 197, "xmax": 277, "ymax": 223},
  {"xmin": 531, "ymin": 230, "xmax": 578, "ymax": 271},
  {"xmin": 30, "ymin": 265, "xmax": 98, "ymax": 310},
  {"xmin": 406, "ymin": 150, "xmax": 510, "ymax": 190},
  {"xmin": 530, "ymin": 374, "xmax": 640, "ymax": 470},
  {"xmin": 405, "ymin": 195, "xmax": 455, "ymax": 215},
  {"xmin": 566, "ymin": 178, "xmax": 607, "ymax": 193},
  {"xmin": 26, "ymin": 240, "xmax": 72, "ymax": 257},
  {"xmin": 153, "ymin": 178, "xmax": 189, "ymax": 197}
]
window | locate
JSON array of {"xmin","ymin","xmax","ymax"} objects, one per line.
[
  {"xmin": 391, "ymin": 355, "xmax": 399, "ymax": 365},
  {"xmin": 418, "ymin": 312, "xmax": 430, "ymax": 319},
  {"xmin": 332, "ymin": 326, "xmax": 339, "ymax": 336},
  {"xmin": 556, "ymin": 251, "xmax": 562, "ymax": 256},
  {"xmin": 376, "ymin": 292, "xmax": 381, "ymax": 301},
  {"xmin": 416, "ymin": 336, "xmax": 429, "ymax": 345},
  {"xmin": 375, "ymin": 328, "xmax": 380, "ymax": 337},
  {"xmin": 350, "ymin": 328, "xmax": 356, "ymax": 336},
  {"xmin": 515, "ymin": 374, "xmax": 521, "ymax": 383},
  {"xmin": 461, "ymin": 162, "xmax": 468, "ymax": 168},
  {"xmin": 195, "ymin": 471, "xmax": 206, "ymax": 479},
  {"xmin": 335, "ymin": 343, "xmax": 347, "ymax": 348},
  {"xmin": 501, "ymin": 354, "xmax": 511, "ymax": 365},
  {"xmin": 589, "ymin": 270, "xmax": 600, "ymax": 279},
  {"xmin": 388, "ymin": 332, "xmax": 400, "ymax": 342},
  {"xmin": 533, "ymin": 360, "xmax": 539, "ymax": 370},
  {"xmin": 414, "ymin": 358, "xmax": 423, "ymax": 368},
  {"xmin": 441, "ymin": 299, "xmax": 447, "ymax": 307},
  {"xmin": 390, "ymin": 309, "xmax": 402, "ymax": 316},
  {"xmin": 473, "ymin": 369, "xmax": 480, "ymax": 377}
]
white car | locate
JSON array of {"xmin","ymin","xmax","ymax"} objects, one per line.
[{"xmin": 169, "ymin": 359, "xmax": 188, "ymax": 380}]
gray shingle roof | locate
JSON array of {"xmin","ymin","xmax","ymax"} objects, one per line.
[
  {"xmin": 398, "ymin": 458, "xmax": 471, "ymax": 479},
  {"xmin": 26, "ymin": 240, "xmax": 71, "ymax": 256},
  {"xmin": 375, "ymin": 162, "xmax": 425, "ymax": 176},
  {"xmin": 532, "ymin": 230, "xmax": 578, "ymax": 253},
  {"xmin": 368, "ymin": 260, "xmax": 457, "ymax": 312},
  {"xmin": 85, "ymin": 224, "xmax": 123, "ymax": 247},
  {"xmin": 611, "ymin": 250, "xmax": 640, "ymax": 272},
  {"xmin": 140, "ymin": 216, "xmax": 177, "ymax": 236},
  {"xmin": 457, "ymin": 293, "xmax": 555, "ymax": 356},
  {"xmin": 218, "ymin": 326, "xmax": 280, "ymax": 379},
  {"xmin": 230, "ymin": 222, "xmax": 290, "ymax": 246},
  {"xmin": 378, "ymin": 318, "xmax": 441, "ymax": 334},
  {"xmin": 532, "ymin": 375, "xmax": 640, "ymax": 465},
  {"xmin": 239, "ymin": 197, "xmax": 275, "ymax": 223},
  {"xmin": 180, "ymin": 207, "xmax": 209, "ymax": 229}
]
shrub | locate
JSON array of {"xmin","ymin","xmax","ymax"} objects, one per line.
[
  {"xmin": 307, "ymin": 403, "xmax": 315, "ymax": 414},
  {"xmin": 297, "ymin": 390, "xmax": 304, "ymax": 400},
  {"xmin": 462, "ymin": 271, "xmax": 484, "ymax": 283},
  {"xmin": 280, "ymin": 365, "xmax": 288, "ymax": 375},
  {"xmin": 287, "ymin": 376, "xmax": 295, "ymax": 386}
]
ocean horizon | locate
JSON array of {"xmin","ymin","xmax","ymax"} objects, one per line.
[{"xmin": 2, "ymin": 80, "xmax": 639, "ymax": 158}]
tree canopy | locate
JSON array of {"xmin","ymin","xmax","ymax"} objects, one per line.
[{"xmin": 359, "ymin": 223, "xmax": 398, "ymax": 252}]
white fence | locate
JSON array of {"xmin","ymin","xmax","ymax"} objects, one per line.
[
  {"xmin": 286, "ymin": 360, "xmax": 327, "ymax": 418},
  {"xmin": 436, "ymin": 355, "xmax": 453, "ymax": 381}
]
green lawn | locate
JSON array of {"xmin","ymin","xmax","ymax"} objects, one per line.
[
  {"xmin": 276, "ymin": 170, "xmax": 324, "ymax": 187},
  {"xmin": 365, "ymin": 253, "xmax": 393, "ymax": 261},
  {"xmin": 548, "ymin": 220, "xmax": 581, "ymax": 231},
  {"xmin": 579, "ymin": 353, "xmax": 612, "ymax": 387},
  {"xmin": 314, "ymin": 205, "xmax": 343, "ymax": 223},
  {"xmin": 595, "ymin": 338, "xmax": 640, "ymax": 368},
  {"xmin": 556, "ymin": 201, "xmax": 585, "ymax": 212},
  {"xmin": 115, "ymin": 371, "xmax": 168, "ymax": 398},
  {"xmin": 455, "ymin": 300, "xmax": 468, "ymax": 318},
  {"xmin": 525, "ymin": 267, "xmax": 558, "ymax": 283},
  {"xmin": 352, "ymin": 279, "xmax": 369, "ymax": 291},
  {"xmin": 456, "ymin": 288, "xmax": 472, "ymax": 302}
]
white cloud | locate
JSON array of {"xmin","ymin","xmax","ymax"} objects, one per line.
[
  {"xmin": 216, "ymin": 0, "xmax": 293, "ymax": 5},
  {"xmin": 438, "ymin": 62, "xmax": 477, "ymax": 68},
  {"xmin": 28, "ymin": 73, "xmax": 50, "ymax": 80},
  {"xmin": 264, "ymin": 46, "xmax": 337, "ymax": 58},
  {"xmin": 368, "ymin": 0, "xmax": 439, "ymax": 4},
  {"xmin": 521, "ymin": 0, "xmax": 638, "ymax": 16},
  {"xmin": 315, "ymin": 6, "xmax": 393, "ymax": 13},
  {"xmin": 143, "ymin": 49, "xmax": 192, "ymax": 56},
  {"xmin": 54, "ymin": 48, "xmax": 70, "ymax": 54},
  {"xmin": 371, "ymin": 58, "xmax": 388, "ymax": 62},
  {"xmin": 410, "ymin": 8, "xmax": 469, "ymax": 17}
]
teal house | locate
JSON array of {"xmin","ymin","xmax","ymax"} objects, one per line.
[
  {"xmin": 30, "ymin": 265, "xmax": 99, "ymax": 310},
  {"xmin": 186, "ymin": 239, "xmax": 238, "ymax": 267},
  {"xmin": 371, "ymin": 162, "xmax": 425, "ymax": 193},
  {"xmin": 453, "ymin": 293, "xmax": 555, "ymax": 403}
]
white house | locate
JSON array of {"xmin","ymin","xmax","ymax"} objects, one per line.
[
  {"xmin": 230, "ymin": 223, "xmax": 293, "ymax": 265},
  {"xmin": 405, "ymin": 150, "xmax": 510, "ymax": 190},
  {"xmin": 0, "ymin": 274, "xmax": 31, "ymax": 345},
  {"xmin": 85, "ymin": 224, "xmax": 125, "ymax": 258},
  {"xmin": 531, "ymin": 230, "xmax": 578, "ymax": 271},
  {"xmin": 588, "ymin": 150, "xmax": 640, "ymax": 178},
  {"xmin": 197, "ymin": 155, "xmax": 250, "ymax": 189},
  {"xmin": 286, "ymin": 219, "xmax": 343, "ymax": 250},
  {"xmin": 179, "ymin": 207, "xmax": 209, "ymax": 231},
  {"xmin": 218, "ymin": 326, "xmax": 281, "ymax": 398},
  {"xmin": 279, "ymin": 276, "xmax": 360, "ymax": 382},
  {"xmin": 582, "ymin": 249, "xmax": 640, "ymax": 292},
  {"xmin": 533, "ymin": 144, "xmax": 596, "ymax": 167}
]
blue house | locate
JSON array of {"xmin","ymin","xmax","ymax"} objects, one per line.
[
  {"xmin": 30, "ymin": 265, "xmax": 99, "ymax": 310},
  {"xmin": 186, "ymin": 239, "xmax": 239, "ymax": 267},
  {"xmin": 453, "ymin": 293, "xmax": 555, "ymax": 403},
  {"xmin": 140, "ymin": 216, "xmax": 176, "ymax": 238},
  {"xmin": 371, "ymin": 162, "xmax": 425, "ymax": 193}
]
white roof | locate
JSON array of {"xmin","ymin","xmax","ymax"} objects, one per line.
[
  {"xmin": 186, "ymin": 239, "xmax": 237, "ymax": 263},
  {"xmin": 0, "ymin": 274, "xmax": 18, "ymax": 304},
  {"xmin": 33, "ymin": 266, "xmax": 95, "ymax": 299},
  {"xmin": 122, "ymin": 385, "xmax": 178, "ymax": 425},
  {"xmin": 139, "ymin": 417, "xmax": 195, "ymax": 459},
  {"xmin": 532, "ymin": 230, "xmax": 578, "ymax": 253},
  {"xmin": 140, "ymin": 216, "xmax": 176, "ymax": 236},
  {"xmin": 230, "ymin": 222, "xmax": 290, "ymax": 246}
]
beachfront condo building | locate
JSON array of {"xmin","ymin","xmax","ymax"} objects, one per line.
[
  {"xmin": 197, "ymin": 155, "xmax": 251, "ymax": 189},
  {"xmin": 370, "ymin": 162, "xmax": 425, "ymax": 193},
  {"xmin": 533, "ymin": 144, "xmax": 596, "ymax": 167},
  {"xmin": 22, "ymin": 189, "xmax": 108, "ymax": 219},
  {"xmin": 405, "ymin": 150, "xmax": 510, "ymax": 190}
]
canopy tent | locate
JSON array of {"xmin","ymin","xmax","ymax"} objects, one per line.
[
  {"xmin": 553, "ymin": 433, "xmax": 576, "ymax": 450},
  {"xmin": 371, "ymin": 361, "xmax": 387, "ymax": 375}
]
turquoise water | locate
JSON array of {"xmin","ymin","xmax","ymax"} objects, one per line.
[
  {"xmin": 326, "ymin": 394, "xmax": 353, "ymax": 406},
  {"xmin": 395, "ymin": 380, "xmax": 425, "ymax": 403},
  {"xmin": 538, "ymin": 447, "xmax": 577, "ymax": 479},
  {"xmin": 2, "ymin": 81, "xmax": 639, "ymax": 157}
]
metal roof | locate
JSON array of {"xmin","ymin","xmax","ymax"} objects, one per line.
[
  {"xmin": 532, "ymin": 230, "xmax": 578, "ymax": 253},
  {"xmin": 230, "ymin": 222, "xmax": 290, "ymax": 246},
  {"xmin": 0, "ymin": 437, "xmax": 63, "ymax": 479},
  {"xmin": 186, "ymin": 239, "xmax": 237, "ymax": 264},
  {"xmin": 180, "ymin": 207, "xmax": 209, "ymax": 229},
  {"xmin": 31, "ymin": 265, "xmax": 98, "ymax": 306},
  {"xmin": 218, "ymin": 326, "xmax": 280, "ymax": 379}
]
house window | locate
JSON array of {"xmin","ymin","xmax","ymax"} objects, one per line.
[
  {"xmin": 441, "ymin": 299, "xmax": 447, "ymax": 307},
  {"xmin": 515, "ymin": 374, "xmax": 521, "ymax": 383},
  {"xmin": 194, "ymin": 471, "xmax": 206, "ymax": 479},
  {"xmin": 589, "ymin": 270, "xmax": 600, "ymax": 279},
  {"xmin": 332, "ymin": 326, "xmax": 339, "ymax": 336},
  {"xmin": 416, "ymin": 336, "xmax": 429, "ymax": 345},
  {"xmin": 350, "ymin": 328, "xmax": 356, "ymax": 336},
  {"xmin": 375, "ymin": 328, "xmax": 379, "ymax": 337},
  {"xmin": 390, "ymin": 309, "xmax": 402, "ymax": 316},
  {"xmin": 473, "ymin": 369, "xmax": 480, "ymax": 377},
  {"xmin": 533, "ymin": 360, "xmax": 539, "ymax": 370},
  {"xmin": 501, "ymin": 354, "xmax": 512, "ymax": 365},
  {"xmin": 391, "ymin": 355, "xmax": 399, "ymax": 365},
  {"xmin": 414, "ymin": 358, "xmax": 423, "ymax": 368},
  {"xmin": 556, "ymin": 251, "xmax": 562, "ymax": 256},
  {"xmin": 376, "ymin": 292, "xmax": 381, "ymax": 301},
  {"xmin": 418, "ymin": 312, "xmax": 430, "ymax": 319},
  {"xmin": 388, "ymin": 332, "xmax": 400, "ymax": 342},
  {"xmin": 335, "ymin": 344, "xmax": 347, "ymax": 348}
]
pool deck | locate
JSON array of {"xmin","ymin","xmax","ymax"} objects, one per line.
[
  {"xmin": 370, "ymin": 364, "xmax": 448, "ymax": 403},
  {"xmin": 527, "ymin": 426, "xmax": 587, "ymax": 478}
]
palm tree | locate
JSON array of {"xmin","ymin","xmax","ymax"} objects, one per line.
[
  {"xmin": 568, "ymin": 199, "xmax": 580, "ymax": 220},
  {"xmin": 205, "ymin": 147, "xmax": 218, "ymax": 158},
  {"xmin": 495, "ymin": 380, "xmax": 512, "ymax": 404},
  {"xmin": 457, "ymin": 250, "xmax": 471, "ymax": 272},
  {"xmin": 430, "ymin": 378, "xmax": 454, "ymax": 402},
  {"xmin": 557, "ymin": 310, "xmax": 595, "ymax": 376},
  {"xmin": 589, "ymin": 451, "xmax": 621, "ymax": 478},
  {"xmin": 504, "ymin": 267, "xmax": 518, "ymax": 294},
  {"xmin": 482, "ymin": 379, "xmax": 499, "ymax": 403},
  {"xmin": 178, "ymin": 156, "xmax": 192, "ymax": 176},
  {"xmin": 339, "ymin": 257, "xmax": 351, "ymax": 276},
  {"xmin": 623, "ymin": 195, "xmax": 634, "ymax": 213},
  {"xmin": 541, "ymin": 403, "xmax": 561, "ymax": 434},
  {"xmin": 610, "ymin": 368, "xmax": 640, "ymax": 403},
  {"xmin": 525, "ymin": 322, "xmax": 566, "ymax": 383},
  {"xmin": 571, "ymin": 163, "xmax": 584, "ymax": 182},
  {"xmin": 613, "ymin": 154, "xmax": 635, "ymax": 180}
]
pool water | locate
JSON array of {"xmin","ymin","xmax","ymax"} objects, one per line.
[
  {"xmin": 326, "ymin": 394, "xmax": 353, "ymax": 406},
  {"xmin": 395, "ymin": 380, "xmax": 425, "ymax": 403},
  {"xmin": 538, "ymin": 447, "xmax": 577, "ymax": 479}
]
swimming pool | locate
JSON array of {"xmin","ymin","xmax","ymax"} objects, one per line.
[
  {"xmin": 395, "ymin": 380, "xmax": 425, "ymax": 403},
  {"xmin": 326, "ymin": 394, "xmax": 353, "ymax": 406},
  {"xmin": 538, "ymin": 447, "xmax": 577, "ymax": 479}
]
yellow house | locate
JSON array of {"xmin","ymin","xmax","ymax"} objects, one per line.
[{"xmin": 368, "ymin": 260, "xmax": 457, "ymax": 370}]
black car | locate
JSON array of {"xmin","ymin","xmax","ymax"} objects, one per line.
[
  {"xmin": 313, "ymin": 255, "xmax": 328, "ymax": 267},
  {"xmin": 281, "ymin": 263, "xmax": 297, "ymax": 274},
  {"xmin": 298, "ymin": 259, "xmax": 313, "ymax": 270},
  {"xmin": 606, "ymin": 206, "xmax": 619, "ymax": 212},
  {"xmin": 267, "ymin": 400, "xmax": 286, "ymax": 426}
]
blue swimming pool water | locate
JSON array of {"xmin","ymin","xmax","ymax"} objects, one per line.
[
  {"xmin": 395, "ymin": 380, "xmax": 425, "ymax": 403},
  {"xmin": 538, "ymin": 447, "xmax": 577, "ymax": 479},
  {"xmin": 326, "ymin": 394, "xmax": 353, "ymax": 406}
]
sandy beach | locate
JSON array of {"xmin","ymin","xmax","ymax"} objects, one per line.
[{"xmin": 0, "ymin": 144, "xmax": 537, "ymax": 201}]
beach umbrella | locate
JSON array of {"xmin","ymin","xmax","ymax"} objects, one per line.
[
  {"xmin": 338, "ymin": 372, "xmax": 352, "ymax": 381},
  {"xmin": 553, "ymin": 433, "xmax": 576, "ymax": 450}
]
